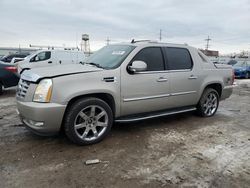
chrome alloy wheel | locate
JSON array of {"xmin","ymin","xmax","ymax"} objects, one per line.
[
  {"xmin": 203, "ymin": 92, "xmax": 218, "ymax": 116},
  {"xmin": 74, "ymin": 105, "xmax": 108, "ymax": 141}
]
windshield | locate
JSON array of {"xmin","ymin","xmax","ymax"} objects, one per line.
[
  {"xmin": 84, "ymin": 45, "xmax": 135, "ymax": 69},
  {"xmin": 24, "ymin": 51, "xmax": 37, "ymax": 60}
]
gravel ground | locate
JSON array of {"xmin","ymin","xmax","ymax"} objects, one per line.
[{"xmin": 0, "ymin": 80, "xmax": 249, "ymax": 188}]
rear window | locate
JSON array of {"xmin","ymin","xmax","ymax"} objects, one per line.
[{"xmin": 165, "ymin": 47, "xmax": 193, "ymax": 70}]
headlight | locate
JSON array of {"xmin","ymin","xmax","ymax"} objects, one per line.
[{"xmin": 33, "ymin": 79, "xmax": 52, "ymax": 103}]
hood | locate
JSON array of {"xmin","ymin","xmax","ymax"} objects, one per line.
[{"xmin": 21, "ymin": 64, "xmax": 103, "ymax": 82}]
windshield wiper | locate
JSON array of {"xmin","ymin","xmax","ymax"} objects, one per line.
[{"xmin": 82, "ymin": 62, "xmax": 104, "ymax": 69}]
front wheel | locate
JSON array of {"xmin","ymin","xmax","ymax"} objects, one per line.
[
  {"xmin": 64, "ymin": 97, "xmax": 113, "ymax": 145},
  {"xmin": 196, "ymin": 88, "xmax": 219, "ymax": 117}
]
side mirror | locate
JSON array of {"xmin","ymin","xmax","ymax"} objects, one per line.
[{"xmin": 128, "ymin": 61, "xmax": 147, "ymax": 73}]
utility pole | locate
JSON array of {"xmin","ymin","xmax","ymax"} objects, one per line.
[
  {"xmin": 159, "ymin": 29, "xmax": 162, "ymax": 41},
  {"xmin": 205, "ymin": 36, "xmax": 211, "ymax": 50},
  {"xmin": 106, "ymin": 37, "xmax": 111, "ymax": 45}
]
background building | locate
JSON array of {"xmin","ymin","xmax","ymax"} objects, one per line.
[
  {"xmin": 0, "ymin": 47, "xmax": 36, "ymax": 57},
  {"xmin": 200, "ymin": 49, "xmax": 219, "ymax": 57}
]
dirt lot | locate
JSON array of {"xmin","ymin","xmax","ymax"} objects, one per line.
[{"xmin": 0, "ymin": 80, "xmax": 250, "ymax": 188}]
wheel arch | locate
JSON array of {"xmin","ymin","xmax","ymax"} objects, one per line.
[
  {"xmin": 20, "ymin": 68, "xmax": 30, "ymax": 75},
  {"xmin": 202, "ymin": 83, "xmax": 223, "ymax": 98},
  {"xmin": 60, "ymin": 93, "xmax": 116, "ymax": 133},
  {"xmin": 64, "ymin": 93, "xmax": 116, "ymax": 117}
]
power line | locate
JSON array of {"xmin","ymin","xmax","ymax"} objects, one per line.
[
  {"xmin": 205, "ymin": 35, "xmax": 211, "ymax": 50},
  {"xmin": 106, "ymin": 37, "xmax": 111, "ymax": 45},
  {"xmin": 213, "ymin": 35, "xmax": 250, "ymax": 42}
]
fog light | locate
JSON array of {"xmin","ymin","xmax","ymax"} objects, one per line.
[{"xmin": 23, "ymin": 118, "xmax": 44, "ymax": 127}]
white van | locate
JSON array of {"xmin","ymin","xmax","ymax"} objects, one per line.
[{"xmin": 18, "ymin": 50, "xmax": 85, "ymax": 74}]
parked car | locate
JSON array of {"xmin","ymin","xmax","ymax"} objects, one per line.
[
  {"xmin": 0, "ymin": 53, "xmax": 30, "ymax": 64},
  {"xmin": 233, "ymin": 61, "xmax": 250, "ymax": 78},
  {"xmin": 18, "ymin": 50, "xmax": 85, "ymax": 74},
  {"xmin": 16, "ymin": 41, "xmax": 234, "ymax": 145},
  {"xmin": 0, "ymin": 62, "xmax": 19, "ymax": 94}
]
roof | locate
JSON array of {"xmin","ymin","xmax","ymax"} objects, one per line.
[{"xmin": 115, "ymin": 40, "xmax": 191, "ymax": 49}]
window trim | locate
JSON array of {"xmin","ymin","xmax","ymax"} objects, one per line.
[
  {"xmin": 128, "ymin": 47, "xmax": 166, "ymax": 74},
  {"xmin": 164, "ymin": 47, "xmax": 194, "ymax": 71},
  {"xmin": 134, "ymin": 69, "xmax": 194, "ymax": 74}
]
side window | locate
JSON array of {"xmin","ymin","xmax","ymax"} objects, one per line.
[
  {"xmin": 32, "ymin": 51, "xmax": 51, "ymax": 62},
  {"xmin": 132, "ymin": 47, "xmax": 165, "ymax": 71},
  {"xmin": 165, "ymin": 47, "xmax": 193, "ymax": 70}
]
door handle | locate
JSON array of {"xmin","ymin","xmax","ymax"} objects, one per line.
[
  {"xmin": 188, "ymin": 75, "xmax": 198, "ymax": 80},
  {"xmin": 48, "ymin": 61, "xmax": 52, "ymax": 64},
  {"xmin": 157, "ymin": 77, "xmax": 168, "ymax": 82}
]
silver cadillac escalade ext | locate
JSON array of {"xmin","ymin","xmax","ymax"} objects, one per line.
[{"xmin": 16, "ymin": 41, "xmax": 234, "ymax": 145}]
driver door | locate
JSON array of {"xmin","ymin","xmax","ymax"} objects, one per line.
[{"xmin": 121, "ymin": 47, "xmax": 171, "ymax": 116}]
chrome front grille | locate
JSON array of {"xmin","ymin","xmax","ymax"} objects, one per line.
[{"xmin": 17, "ymin": 79, "xmax": 30, "ymax": 99}]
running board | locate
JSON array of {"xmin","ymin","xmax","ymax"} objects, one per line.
[{"xmin": 115, "ymin": 107, "xmax": 196, "ymax": 123}]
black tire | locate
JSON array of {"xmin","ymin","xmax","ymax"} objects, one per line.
[
  {"xmin": 0, "ymin": 83, "xmax": 3, "ymax": 95},
  {"xmin": 245, "ymin": 72, "xmax": 249, "ymax": 79},
  {"xmin": 196, "ymin": 88, "xmax": 219, "ymax": 117},
  {"xmin": 64, "ymin": 97, "xmax": 113, "ymax": 145}
]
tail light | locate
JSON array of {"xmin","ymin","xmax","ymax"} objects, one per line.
[{"xmin": 4, "ymin": 66, "xmax": 17, "ymax": 73}]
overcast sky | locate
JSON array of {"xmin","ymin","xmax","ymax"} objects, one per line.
[{"xmin": 0, "ymin": 0, "xmax": 250, "ymax": 54}]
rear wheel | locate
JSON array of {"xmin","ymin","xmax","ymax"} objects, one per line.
[
  {"xmin": 245, "ymin": 72, "xmax": 249, "ymax": 79},
  {"xmin": 64, "ymin": 97, "xmax": 113, "ymax": 145},
  {"xmin": 196, "ymin": 88, "xmax": 219, "ymax": 117},
  {"xmin": 0, "ymin": 83, "xmax": 3, "ymax": 95}
]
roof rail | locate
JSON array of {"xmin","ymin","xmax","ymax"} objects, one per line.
[
  {"xmin": 29, "ymin": 44, "xmax": 80, "ymax": 51},
  {"xmin": 129, "ymin": 40, "xmax": 189, "ymax": 46},
  {"xmin": 131, "ymin": 39, "xmax": 158, "ymax": 44}
]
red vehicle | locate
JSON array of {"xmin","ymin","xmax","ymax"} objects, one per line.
[{"xmin": 0, "ymin": 62, "xmax": 19, "ymax": 94}]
